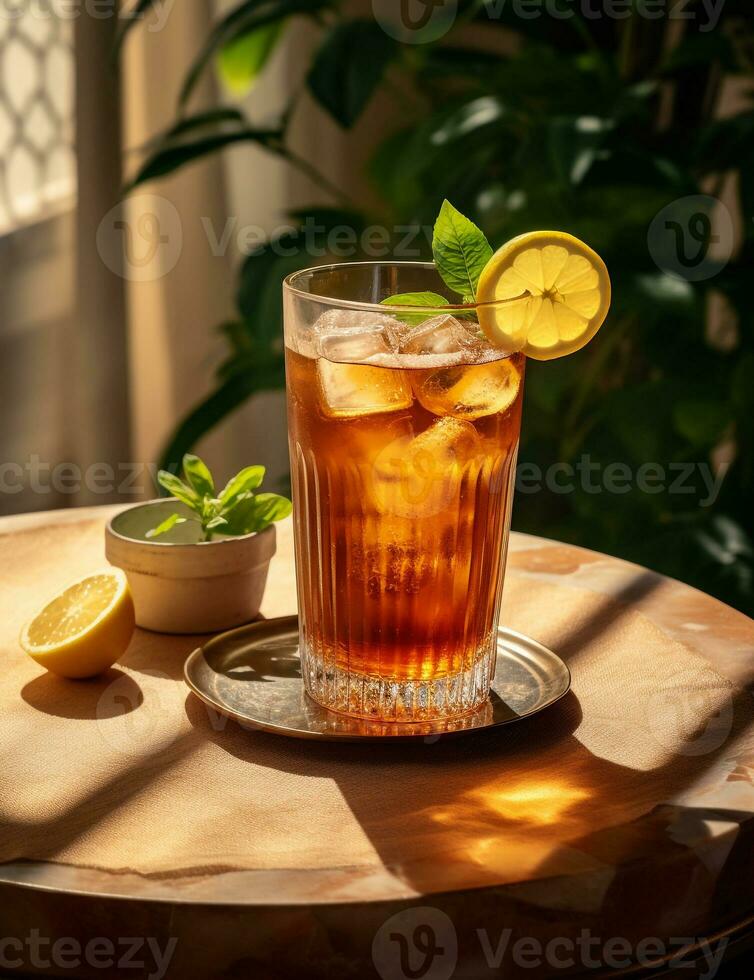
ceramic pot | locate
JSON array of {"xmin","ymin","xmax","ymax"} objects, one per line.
[{"xmin": 105, "ymin": 500, "xmax": 276, "ymax": 634}]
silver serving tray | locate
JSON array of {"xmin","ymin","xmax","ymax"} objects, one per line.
[{"xmin": 184, "ymin": 616, "xmax": 570, "ymax": 742}]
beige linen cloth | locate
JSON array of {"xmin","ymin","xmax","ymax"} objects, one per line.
[{"xmin": 1, "ymin": 512, "xmax": 753, "ymax": 892}]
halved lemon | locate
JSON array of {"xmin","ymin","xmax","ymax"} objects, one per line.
[
  {"xmin": 20, "ymin": 568, "xmax": 135, "ymax": 678},
  {"xmin": 476, "ymin": 231, "xmax": 611, "ymax": 360}
]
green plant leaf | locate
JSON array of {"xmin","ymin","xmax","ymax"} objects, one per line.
[
  {"xmin": 250, "ymin": 492, "xmax": 293, "ymax": 529},
  {"xmin": 205, "ymin": 515, "xmax": 229, "ymax": 530},
  {"xmin": 217, "ymin": 20, "xmax": 285, "ymax": 95},
  {"xmin": 381, "ymin": 292, "xmax": 450, "ymax": 326},
  {"xmin": 307, "ymin": 19, "xmax": 397, "ymax": 128},
  {"xmin": 432, "ymin": 200, "xmax": 493, "ymax": 300},
  {"xmin": 159, "ymin": 108, "xmax": 247, "ymax": 143},
  {"xmin": 180, "ymin": 0, "xmax": 329, "ymax": 107},
  {"xmin": 182, "ymin": 454, "xmax": 215, "ymax": 498},
  {"xmin": 125, "ymin": 126, "xmax": 282, "ymax": 192},
  {"xmin": 145, "ymin": 513, "xmax": 188, "ymax": 539},
  {"xmin": 156, "ymin": 471, "xmax": 200, "ymax": 509},
  {"xmin": 223, "ymin": 492, "xmax": 292, "ymax": 535},
  {"xmin": 381, "ymin": 292, "xmax": 449, "ymax": 308},
  {"xmin": 219, "ymin": 465, "xmax": 266, "ymax": 512},
  {"xmin": 368, "ymin": 97, "xmax": 511, "ymax": 221}
]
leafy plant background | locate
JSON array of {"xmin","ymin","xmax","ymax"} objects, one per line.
[{"xmin": 121, "ymin": 0, "xmax": 754, "ymax": 616}]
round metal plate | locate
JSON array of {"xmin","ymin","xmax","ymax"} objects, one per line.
[{"xmin": 184, "ymin": 616, "xmax": 570, "ymax": 741}]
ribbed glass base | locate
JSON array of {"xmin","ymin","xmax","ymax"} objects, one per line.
[{"xmin": 301, "ymin": 639, "xmax": 496, "ymax": 722}]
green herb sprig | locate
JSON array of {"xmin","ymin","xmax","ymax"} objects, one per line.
[
  {"xmin": 147, "ymin": 454, "xmax": 292, "ymax": 542},
  {"xmin": 381, "ymin": 200, "xmax": 493, "ymax": 317}
]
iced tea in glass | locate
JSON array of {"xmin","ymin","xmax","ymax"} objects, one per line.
[{"xmin": 283, "ymin": 263, "xmax": 524, "ymax": 721}]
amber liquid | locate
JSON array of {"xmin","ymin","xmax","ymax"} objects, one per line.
[{"xmin": 286, "ymin": 347, "xmax": 525, "ymax": 720}]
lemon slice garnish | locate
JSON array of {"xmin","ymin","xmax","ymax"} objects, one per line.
[
  {"xmin": 476, "ymin": 231, "xmax": 611, "ymax": 360},
  {"xmin": 20, "ymin": 569, "xmax": 135, "ymax": 678}
]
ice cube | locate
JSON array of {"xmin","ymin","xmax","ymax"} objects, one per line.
[
  {"xmin": 313, "ymin": 308, "xmax": 402, "ymax": 363},
  {"xmin": 410, "ymin": 417, "xmax": 482, "ymax": 466},
  {"xmin": 317, "ymin": 360, "xmax": 413, "ymax": 419},
  {"xmin": 399, "ymin": 314, "xmax": 483, "ymax": 358},
  {"xmin": 371, "ymin": 418, "xmax": 481, "ymax": 518},
  {"xmin": 415, "ymin": 357, "xmax": 521, "ymax": 421}
]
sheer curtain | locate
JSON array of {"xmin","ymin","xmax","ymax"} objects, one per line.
[
  {"xmin": 121, "ymin": 0, "xmax": 236, "ymax": 495},
  {"xmin": 0, "ymin": 0, "xmax": 377, "ymax": 519},
  {"xmin": 0, "ymin": 1, "xmax": 236, "ymax": 516},
  {"xmin": 0, "ymin": 7, "xmax": 81, "ymax": 516},
  {"xmin": 0, "ymin": 4, "xmax": 131, "ymax": 514},
  {"xmin": 122, "ymin": 0, "xmax": 369, "ymax": 496}
]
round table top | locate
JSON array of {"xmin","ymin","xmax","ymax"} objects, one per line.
[{"xmin": 2, "ymin": 505, "xmax": 754, "ymax": 978}]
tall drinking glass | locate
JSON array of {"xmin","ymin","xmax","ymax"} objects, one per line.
[{"xmin": 283, "ymin": 263, "xmax": 524, "ymax": 722}]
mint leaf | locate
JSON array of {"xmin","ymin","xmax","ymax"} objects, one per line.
[
  {"xmin": 157, "ymin": 471, "xmax": 200, "ymax": 508},
  {"xmin": 146, "ymin": 513, "xmax": 188, "ymax": 539},
  {"xmin": 381, "ymin": 291, "xmax": 449, "ymax": 326},
  {"xmin": 205, "ymin": 514, "xmax": 229, "ymax": 530},
  {"xmin": 218, "ymin": 465, "xmax": 266, "ymax": 513},
  {"xmin": 182, "ymin": 453, "xmax": 215, "ymax": 498},
  {"xmin": 432, "ymin": 200, "xmax": 492, "ymax": 300},
  {"xmin": 223, "ymin": 492, "xmax": 292, "ymax": 535}
]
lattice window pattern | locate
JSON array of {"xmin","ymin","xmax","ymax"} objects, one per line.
[{"xmin": 0, "ymin": 6, "xmax": 75, "ymax": 234}]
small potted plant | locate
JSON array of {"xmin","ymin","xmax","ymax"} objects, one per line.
[{"xmin": 105, "ymin": 454, "xmax": 291, "ymax": 634}]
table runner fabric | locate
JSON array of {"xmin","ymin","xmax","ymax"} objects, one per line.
[{"xmin": 0, "ymin": 512, "xmax": 751, "ymax": 889}]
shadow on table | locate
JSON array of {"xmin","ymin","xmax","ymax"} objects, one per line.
[
  {"xmin": 185, "ymin": 681, "xmax": 754, "ymax": 942},
  {"xmin": 119, "ymin": 629, "xmax": 206, "ymax": 681},
  {"xmin": 21, "ymin": 668, "xmax": 143, "ymax": 719},
  {"xmin": 10, "ymin": 560, "xmax": 753, "ymax": 947},
  {"xmin": 183, "ymin": 563, "xmax": 754, "ymax": 931},
  {"xmin": 118, "ymin": 616, "xmax": 272, "ymax": 682}
]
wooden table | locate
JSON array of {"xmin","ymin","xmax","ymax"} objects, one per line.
[{"xmin": 1, "ymin": 505, "xmax": 754, "ymax": 979}]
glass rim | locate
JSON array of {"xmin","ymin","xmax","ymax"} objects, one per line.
[{"xmin": 283, "ymin": 261, "xmax": 507, "ymax": 314}]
